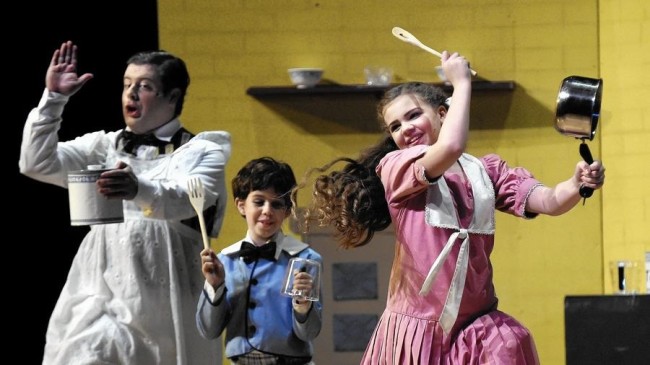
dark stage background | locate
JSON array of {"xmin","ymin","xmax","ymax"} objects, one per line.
[{"xmin": 10, "ymin": 2, "xmax": 158, "ymax": 362}]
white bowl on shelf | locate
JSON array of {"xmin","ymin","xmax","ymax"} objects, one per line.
[{"xmin": 288, "ymin": 68, "xmax": 323, "ymax": 88}]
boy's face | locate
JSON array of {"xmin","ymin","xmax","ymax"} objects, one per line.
[
  {"xmin": 122, "ymin": 64, "xmax": 177, "ymax": 134},
  {"xmin": 236, "ymin": 188, "xmax": 290, "ymax": 244}
]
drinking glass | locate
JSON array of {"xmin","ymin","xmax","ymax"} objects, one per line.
[
  {"xmin": 281, "ymin": 257, "xmax": 321, "ymax": 301},
  {"xmin": 609, "ymin": 260, "xmax": 641, "ymax": 294}
]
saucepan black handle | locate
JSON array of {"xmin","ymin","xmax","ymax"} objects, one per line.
[{"xmin": 579, "ymin": 142, "xmax": 594, "ymax": 198}]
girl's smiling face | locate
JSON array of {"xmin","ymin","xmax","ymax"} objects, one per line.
[{"xmin": 382, "ymin": 94, "xmax": 446, "ymax": 149}]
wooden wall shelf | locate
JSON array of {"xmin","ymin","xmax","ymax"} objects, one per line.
[
  {"xmin": 246, "ymin": 81, "xmax": 516, "ymax": 133},
  {"xmin": 247, "ymin": 81, "xmax": 515, "ymax": 98}
]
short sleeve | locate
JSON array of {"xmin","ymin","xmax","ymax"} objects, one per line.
[
  {"xmin": 376, "ymin": 145, "xmax": 430, "ymax": 206},
  {"xmin": 482, "ymin": 154, "xmax": 543, "ymax": 218}
]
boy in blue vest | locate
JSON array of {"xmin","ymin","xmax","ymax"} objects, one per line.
[{"xmin": 197, "ymin": 157, "xmax": 322, "ymax": 365}]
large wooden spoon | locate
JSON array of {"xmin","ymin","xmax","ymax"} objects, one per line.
[{"xmin": 392, "ymin": 26, "xmax": 477, "ymax": 76}]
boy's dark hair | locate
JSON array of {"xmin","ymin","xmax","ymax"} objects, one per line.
[
  {"xmin": 127, "ymin": 51, "xmax": 190, "ymax": 117},
  {"xmin": 232, "ymin": 157, "xmax": 297, "ymax": 209}
]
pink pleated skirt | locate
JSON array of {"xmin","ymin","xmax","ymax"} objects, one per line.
[{"xmin": 360, "ymin": 309, "xmax": 540, "ymax": 365}]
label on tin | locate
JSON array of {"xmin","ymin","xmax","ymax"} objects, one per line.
[{"xmin": 68, "ymin": 169, "xmax": 124, "ymax": 225}]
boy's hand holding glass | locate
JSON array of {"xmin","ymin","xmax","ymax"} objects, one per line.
[{"xmin": 282, "ymin": 257, "xmax": 321, "ymax": 312}]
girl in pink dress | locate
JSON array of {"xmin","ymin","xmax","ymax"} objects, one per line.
[{"xmin": 297, "ymin": 51, "xmax": 605, "ymax": 364}]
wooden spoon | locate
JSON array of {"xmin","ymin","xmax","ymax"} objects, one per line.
[{"xmin": 392, "ymin": 26, "xmax": 477, "ymax": 76}]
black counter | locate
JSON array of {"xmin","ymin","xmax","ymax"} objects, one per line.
[{"xmin": 565, "ymin": 294, "xmax": 649, "ymax": 364}]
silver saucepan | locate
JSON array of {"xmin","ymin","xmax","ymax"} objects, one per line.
[{"xmin": 554, "ymin": 75, "xmax": 603, "ymax": 199}]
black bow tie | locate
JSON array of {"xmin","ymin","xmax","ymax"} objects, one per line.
[
  {"xmin": 119, "ymin": 130, "xmax": 170, "ymax": 155},
  {"xmin": 238, "ymin": 241, "xmax": 277, "ymax": 264}
]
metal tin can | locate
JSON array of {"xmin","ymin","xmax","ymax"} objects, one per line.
[{"xmin": 67, "ymin": 169, "xmax": 124, "ymax": 225}]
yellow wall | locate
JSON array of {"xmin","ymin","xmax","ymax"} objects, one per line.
[
  {"xmin": 599, "ymin": 0, "xmax": 650, "ymax": 297},
  {"xmin": 157, "ymin": 1, "xmax": 649, "ymax": 364}
]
